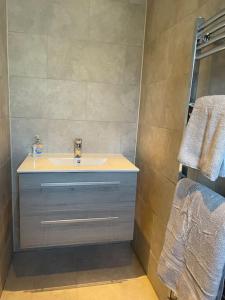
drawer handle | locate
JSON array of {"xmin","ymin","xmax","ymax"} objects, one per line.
[
  {"xmin": 40, "ymin": 216, "xmax": 119, "ymax": 225},
  {"xmin": 40, "ymin": 181, "xmax": 120, "ymax": 188}
]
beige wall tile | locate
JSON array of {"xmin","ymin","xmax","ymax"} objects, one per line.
[
  {"xmin": 11, "ymin": 118, "xmax": 49, "ymax": 161},
  {"xmin": 129, "ymin": 0, "xmax": 146, "ymax": 4},
  {"xmin": 120, "ymin": 122, "xmax": 137, "ymax": 160},
  {"xmin": 0, "ymin": 0, "xmax": 11, "ymax": 295},
  {"xmin": 90, "ymin": 0, "xmax": 145, "ymax": 45},
  {"xmin": 48, "ymin": 39, "xmax": 127, "ymax": 84},
  {"xmin": 147, "ymin": 253, "xmax": 169, "ymax": 300},
  {"xmin": 0, "ymin": 118, "xmax": 10, "ymax": 167},
  {"xmin": 10, "ymin": 77, "xmax": 47, "ymax": 118},
  {"xmin": 48, "ymin": 0, "xmax": 89, "ymax": 40},
  {"xmin": 81, "ymin": 43, "xmax": 126, "ymax": 84},
  {"xmin": 84, "ymin": 121, "xmax": 121, "ymax": 154},
  {"xmin": 0, "ymin": 78, "xmax": 9, "ymax": 118},
  {"xmin": 7, "ymin": 0, "xmax": 51, "ymax": 34},
  {"xmin": 8, "ymin": 32, "xmax": 47, "ymax": 77},
  {"xmin": 87, "ymin": 83, "xmax": 139, "ymax": 122},
  {"xmin": 90, "ymin": 0, "xmax": 129, "ymax": 44},
  {"xmin": 45, "ymin": 79, "xmax": 87, "ymax": 120},
  {"xmin": 142, "ymin": 31, "xmax": 172, "ymax": 85},
  {"xmin": 47, "ymin": 119, "xmax": 85, "ymax": 153},
  {"xmin": 125, "ymin": 3, "xmax": 146, "ymax": 45},
  {"xmin": 147, "ymin": 0, "xmax": 177, "ymax": 42},
  {"xmin": 133, "ymin": 221, "xmax": 150, "ymax": 273},
  {"xmin": 149, "ymin": 214, "xmax": 167, "ymax": 262},
  {"xmin": 124, "ymin": 46, "xmax": 143, "ymax": 84},
  {"xmin": 47, "ymin": 38, "xmax": 87, "ymax": 81}
]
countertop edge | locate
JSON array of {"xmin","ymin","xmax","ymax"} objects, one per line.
[{"xmin": 17, "ymin": 169, "xmax": 140, "ymax": 174}]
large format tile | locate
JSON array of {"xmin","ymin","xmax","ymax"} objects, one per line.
[
  {"xmin": 48, "ymin": 0, "xmax": 89, "ymax": 40},
  {"xmin": 0, "ymin": 162, "xmax": 11, "ymax": 214},
  {"xmin": 47, "ymin": 37, "xmax": 87, "ymax": 81},
  {"xmin": 147, "ymin": 253, "xmax": 169, "ymax": 300},
  {"xmin": 120, "ymin": 123, "xmax": 137, "ymax": 160},
  {"xmin": 0, "ymin": 77, "xmax": 9, "ymax": 118},
  {"xmin": 129, "ymin": 0, "xmax": 146, "ymax": 4},
  {"xmin": 49, "ymin": 119, "xmax": 121, "ymax": 154},
  {"xmin": 87, "ymin": 83, "xmax": 139, "ymax": 122},
  {"xmin": 45, "ymin": 80, "xmax": 87, "ymax": 120},
  {"xmin": 47, "ymin": 119, "xmax": 86, "ymax": 153},
  {"xmin": 81, "ymin": 43, "xmax": 126, "ymax": 84},
  {"xmin": 140, "ymin": 81, "xmax": 167, "ymax": 128},
  {"xmin": 10, "ymin": 118, "xmax": 49, "ymax": 162},
  {"xmin": 0, "ymin": 118, "xmax": 10, "ymax": 167},
  {"xmin": 90, "ymin": 0, "xmax": 145, "ymax": 45},
  {"xmin": 137, "ymin": 125, "xmax": 169, "ymax": 172},
  {"xmin": 147, "ymin": 0, "xmax": 177, "ymax": 42},
  {"xmin": 90, "ymin": 0, "xmax": 128, "ymax": 44},
  {"xmin": 125, "ymin": 3, "xmax": 146, "ymax": 46},
  {"xmin": 48, "ymin": 38, "xmax": 127, "ymax": 84},
  {"xmin": 124, "ymin": 46, "xmax": 143, "ymax": 84},
  {"xmin": 7, "ymin": 0, "xmax": 51, "ymax": 34},
  {"xmin": 142, "ymin": 32, "xmax": 172, "ymax": 86},
  {"xmin": 84, "ymin": 121, "xmax": 121, "ymax": 153},
  {"xmin": 8, "ymin": 32, "xmax": 47, "ymax": 77},
  {"xmin": 10, "ymin": 77, "xmax": 47, "ymax": 118}
]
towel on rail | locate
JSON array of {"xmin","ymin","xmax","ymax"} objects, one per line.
[
  {"xmin": 157, "ymin": 178, "xmax": 225, "ymax": 300},
  {"xmin": 178, "ymin": 95, "xmax": 225, "ymax": 181}
]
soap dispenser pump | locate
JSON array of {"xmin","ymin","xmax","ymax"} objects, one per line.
[{"xmin": 32, "ymin": 135, "xmax": 44, "ymax": 157}]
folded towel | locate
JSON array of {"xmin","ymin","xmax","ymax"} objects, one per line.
[
  {"xmin": 178, "ymin": 95, "xmax": 225, "ymax": 181},
  {"xmin": 157, "ymin": 178, "xmax": 225, "ymax": 300}
]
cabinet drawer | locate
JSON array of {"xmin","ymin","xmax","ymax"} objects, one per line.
[
  {"xmin": 20, "ymin": 209, "xmax": 135, "ymax": 248},
  {"xmin": 19, "ymin": 172, "xmax": 137, "ymax": 189},
  {"xmin": 19, "ymin": 173, "xmax": 136, "ymax": 215}
]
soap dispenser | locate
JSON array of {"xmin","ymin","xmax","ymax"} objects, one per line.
[{"xmin": 32, "ymin": 135, "xmax": 44, "ymax": 157}]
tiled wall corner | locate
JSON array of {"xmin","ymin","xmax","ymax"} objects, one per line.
[
  {"xmin": 135, "ymin": 0, "xmax": 225, "ymax": 299},
  {"xmin": 0, "ymin": 0, "xmax": 12, "ymax": 296}
]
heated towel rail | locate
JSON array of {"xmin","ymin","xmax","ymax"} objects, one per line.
[
  {"xmin": 169, "ymin": 7, "xmax": 225, "ymax": 300},
  {"xmin": 179, "ymin": 8, "xmax": 225, "ymax": 181}
]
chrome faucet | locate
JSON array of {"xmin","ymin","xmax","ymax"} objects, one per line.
[{"xmin": 74, "ymin": 138, "xmax": 82, "ymax": 158}]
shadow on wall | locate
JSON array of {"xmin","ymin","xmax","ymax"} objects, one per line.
[{"xmin": 5, "ymin": 242, "xmax": 144, "ymax": 292}]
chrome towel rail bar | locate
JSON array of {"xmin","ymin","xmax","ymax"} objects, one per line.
[
  {"xmin": 197, "ymin": 32, "xmax": 225, "ymax": 50},
  {"xmin": 196, "ymin": 44, "xmax": 225, "ymax": 60},
  {"xmin": 202, "ymin": 19, "xmax": 225, "ymax": 36},
  {"xmin": 198, "ymin": 9, "xmax": 225, "ymax": 31}
]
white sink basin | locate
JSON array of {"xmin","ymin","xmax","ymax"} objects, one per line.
[
  {"xmin": 17, "ymin": 153, "xmax": 140, "ymax": 173},
  {"xmin": 48, "ymin": 157, "xmax": 107, "ymax": 167}
]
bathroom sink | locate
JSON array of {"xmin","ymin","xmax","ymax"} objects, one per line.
[
  {"xmin": 17, "ymin": 153, "xmax": 139, "ymax": 173},
  {"xmin": 48, "ymin": 157, "xmax": 107, "ymax": 167}
]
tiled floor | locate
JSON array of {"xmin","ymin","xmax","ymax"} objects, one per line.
[{"xmin": 1, "ymin": 243, "xmax": 158, "ymax": 300}]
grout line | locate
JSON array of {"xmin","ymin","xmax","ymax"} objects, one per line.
[
  {"xmin": 8, "ymin": 30, "xmax": 144, "ymax": 48},
  {"xmin": 10, "ymin": 116, "xmax": 137, "ymax": 125},
  {"xmin": 134, "ymin": 0, "xmax": 148, "ymax": 163},
  {"xmin": 9, "ymin": 74, "xmax": 141, "ymax": 87},
  {"xmin": 5, "ymin": 0, "xmax": 18, "ymax": 252}
]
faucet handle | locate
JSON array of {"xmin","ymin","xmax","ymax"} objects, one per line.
[{"xmin": 74, "ymin": 138, "xmax": 82, "ymax": 147}]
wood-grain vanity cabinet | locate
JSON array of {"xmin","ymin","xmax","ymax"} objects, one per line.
[{"xmin": 19, "ymin": 172, "xmax": 137, "ymax": 249}]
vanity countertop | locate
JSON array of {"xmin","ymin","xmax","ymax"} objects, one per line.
[{"xmin": 17, "ymin": 153, "xmax": 139, "ymax": 173}]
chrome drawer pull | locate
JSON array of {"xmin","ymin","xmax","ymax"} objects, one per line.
[
  {"xmin": 40, "ymin": 216, "xmax": 119, "ymax": 225},
  {"xmin": 40, "ymin": 181, "xmax": 120, "ymax": 188}
]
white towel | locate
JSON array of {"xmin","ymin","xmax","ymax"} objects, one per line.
[
  {"xmin": 157, "ymin": 178, "xmax": 225, "ymax": 300},
  {"xmin": 178, "ymin": 95, "xmax": 225, "ymax": 181}
]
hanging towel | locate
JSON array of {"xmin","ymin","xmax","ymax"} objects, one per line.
[
  {"xmin": 157, "ymin": 178, "xmax": 225, "ymax": 300},
  {"xmin": 178, "ymin": 95, "xmax": 225, "ymax": 181}
]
